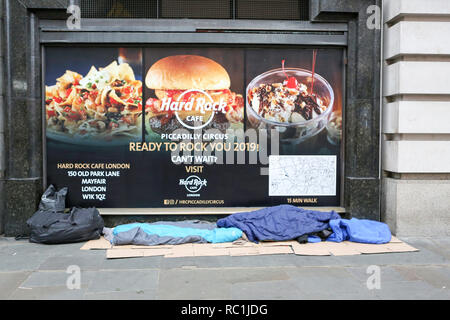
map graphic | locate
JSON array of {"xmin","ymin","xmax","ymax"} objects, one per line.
[{"xmin": 269, "ymin": 155, "xmax": 337, "ymax": 196}]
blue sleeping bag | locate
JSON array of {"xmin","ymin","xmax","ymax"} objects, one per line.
[
  {"xmin": 106, "ymin": 221, "xmax": 242, "ymax": 245},
  {"xmin": 216, "ymin": 205, "xmax": 340, "ymax": 243},
  {"xmin": 327, "ymin": 218, "xmax": 391, "ymax": 244}
]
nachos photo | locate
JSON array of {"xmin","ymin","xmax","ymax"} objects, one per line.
[{"xmin": 45, "ymin": 61, "xmax": 143, "ymax": 143}]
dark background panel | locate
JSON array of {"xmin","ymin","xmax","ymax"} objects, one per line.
[
  {"xmin": 45, "ymin": 47, "xmax": 145, "ymax": 208},
  {"xmin": 46, "ymin": 143, "xmax": 150, "ymax": 207},
  {"xmin": 45, "ymin": 47, "xmax": 143, "ymax": 85}
]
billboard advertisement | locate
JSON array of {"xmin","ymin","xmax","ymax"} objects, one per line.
[{"xmin": 45, "ymin": 46, "xmax": 344, "ymax": 208}]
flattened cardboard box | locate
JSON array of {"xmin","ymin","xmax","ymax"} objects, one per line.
[
  {"xmin": 258, "ymin": 246, "xmax": 293, "ymax": 255},
  {"xmin": 194, "ymin": 244, "xmax": 230, "ymax": 257},
  {"xmin": 291, "ymin": 242, "xmax": 330, "ymax": 256},
  {"xmin": 80, "ymin": 237, "xmax": 111, "ymax": 250},
  {"xmin": 165, "ymin": 243, "xmax": 195, "ymax": 258},
  {"xmin": 325, "ymin": 242, "xmax": 361, "ymax": 256},
  {"xmin": 83, "ymin": 236, "xmax": 419, "ymax": 259}
]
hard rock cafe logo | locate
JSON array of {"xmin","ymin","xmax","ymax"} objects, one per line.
[
  {"xmin": 179, "ymin": 175, "xmax": 208, "ymax": 193},
  {"xmin": 161, "ymin": 89, "xmax": 227, "ymax": 130}
]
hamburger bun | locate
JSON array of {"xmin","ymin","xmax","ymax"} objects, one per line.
[{"xmin": 145, "ymin": 55, "xmax": 230, "ymax": 90}]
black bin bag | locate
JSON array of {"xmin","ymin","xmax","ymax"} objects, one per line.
[
  {"xmin": 26, "ymin": 185, "xmax": 104, "ymax": 244},
  {"xmin": 27, "ymin": 207, "xmax": 104, "ymax": 244},
  {"xmin": 38, "ymin": 184, "xmax": 68, "ymax": 212}
]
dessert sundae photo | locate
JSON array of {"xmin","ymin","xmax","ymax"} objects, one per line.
[
  {"xmin": 326, "ymin": 111, "xmax": 342, "ymax": 146},
  {"xmin": 145, "ymin": 55, "xmax": 244, "ymax": 135},
  {"xmin": 246, "ymin": 59, "xmax": 334, "ymax": 144}
]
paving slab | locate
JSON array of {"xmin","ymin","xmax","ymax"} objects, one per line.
[
  {"xmin": 371, "ymin": 280, "xmax": 449, "ymax": 300},
  {"xmin": 222, "ymin": 268, "xmax": 291, "ymax": 284},
  {"xmin": 231, "ymin": 279, "xmax": 305, "ymax": 300},
  {"xmin": 334, "ymin": 249, "xmax": 448, "ymax": 267},
  {"xmin": 0, "ymin": 241, "xmax": 82, "ymax": 257},
  {"xmin": 0, "ymin": 251, "xmax": 50, "ymax": 272},
  {"xmin": 345, "ymin": 266, "xmax": 409, "ymax": 282},
  {"xmin": 284, "ymin": 267, "xmax": 365, "ymax": 295},
  {"xmin": 405, "ymin": 238, "xmax": 450, "ymax": 260},
  {"xmin": 38, "ymin": 252, "xmax": 105, "ymax": 271},
  {"xmin": 8, "ymin": 285, "xmax": 87, "ymax": 300},
  {"xmin": 0, "ymin": 237, "xmax": 19, "ymax": 246},
  {"xmin": 100, "ymin": 255, "xmax": 162, "ymax": 270},
  {"xmin": 160, "ymin": 256, "xmax": 199, "ymax": 270},
  {"xmin": 84, "ymin": 289, "xmax": 155, "ymax": 300},
  {"xmin": 157, "ymin": 269, "xmax": 232, "ymax": 299},
  {"xmin": 20, "ymin": 270, "xmax": 96, "ymax": 288},
  {"xmin": 0, "ymin": 235, "xmax": 449, "ymax": 300},
  {"xmin": 86, "ymin": 270, "xmax": 159, "ymax": 295},
  {"xmin": 205, "ymin": 255, "xmax": 298, "ymax": 269},
  {"xmin": 392, "ymin": 265, "xmax": 450, "ymax": 289},
  {"xmin": 187, "ymin": 256, "xmax": 232, "ymax": 269},
  {"xmin": 302, "ymin": 288, "xmax": 379, "ymax": 300},
  {"xmin": 228, "ymin": 267, "xmax": 376, "ymax": 300},
  {"xmin": 290, "ymin": 255, "xmax": 344, "ymax": 267},
  {"xmin": 0, "ymin": 271, "xmax": 31, "ymax": 299}
]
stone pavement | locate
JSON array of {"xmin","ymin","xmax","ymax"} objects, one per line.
[{"xmin": 0, "ymin": 236, "xmax": 448, "ymax": 300}]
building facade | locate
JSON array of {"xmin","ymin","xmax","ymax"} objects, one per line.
[
  {"xmin": 0, "ymin": 0, "xmax": 447, "ymax": 237},
  {"xmin": 382, "ymin": 0, "xmax": 450, "ymax": 236}
]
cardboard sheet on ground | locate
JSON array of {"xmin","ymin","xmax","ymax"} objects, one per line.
[
  {"xmin": 344, "ymin": 242, "xmax": 393, "ymax": 254},
  {"xmin": 193, "ymin": 244, "xmax": 230, "ymax": 257},
  {"xmin": 325, "ymin": 242, "xmax": 361, "ymax": 256},
  {"xmin": 82, "ymin": 236, "xmax": 419, "ymax": 259},
  {"xmin": 229, "ymin": 246, "xmax": 260, "ymax": 256},
  {"xmin": 80, "ymin": 237, "xmax": 112, "ymax": 250},
  {"xmin": 291, "ymin": 242, "xmax": 331, "ymax": 256},
  {"xmin": 258, "ymin": 246, "xmax": 293, "ymax": 255},
  {"xmin": 165, "ymin": 243, "xmax": 195, "ymax": 258}
]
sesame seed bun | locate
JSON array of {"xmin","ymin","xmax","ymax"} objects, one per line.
[{"xmin": 145, "ymin": 55, "xmax": 230, "ymax": 90}]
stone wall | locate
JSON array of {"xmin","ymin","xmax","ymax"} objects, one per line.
[
  {"xmin": 1, "ymin": 0, "xmax": 70, "ymax": 236},
  {"xmin": 0, "ymin": 0, "xmax": 5, "ymax": 234},
  {"xmin": 382, "ymin": 0, "xmax": 450, "ymax": 236}
]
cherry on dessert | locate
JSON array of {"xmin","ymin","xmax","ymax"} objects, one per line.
[
  {"xmin": 287, "ymin": 77, "xmax": 298, "ymax": 89},
  {"xmin": 281, "ymin": 59, "xmax": 298, "ymax": 89}
]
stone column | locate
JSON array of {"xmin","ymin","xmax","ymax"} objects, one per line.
[
  {"xmin": 382, "ymin": 0, "xmax": 450, "ymax": 236},
  {"xmin": 312, "ymin": 0, "xmax": 382, "ymax": 221},
  {"xmin": 1, "ymin": 0, "xmax": 69, "ymax": 236},
  {"xmin": 0, "ymin": 0, "xmax": 5, "ymax": 234}
]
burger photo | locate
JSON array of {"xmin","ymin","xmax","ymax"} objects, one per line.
[{"xmin": 145, "ymin": 55, "xmax": 244, "ymax": 134}]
